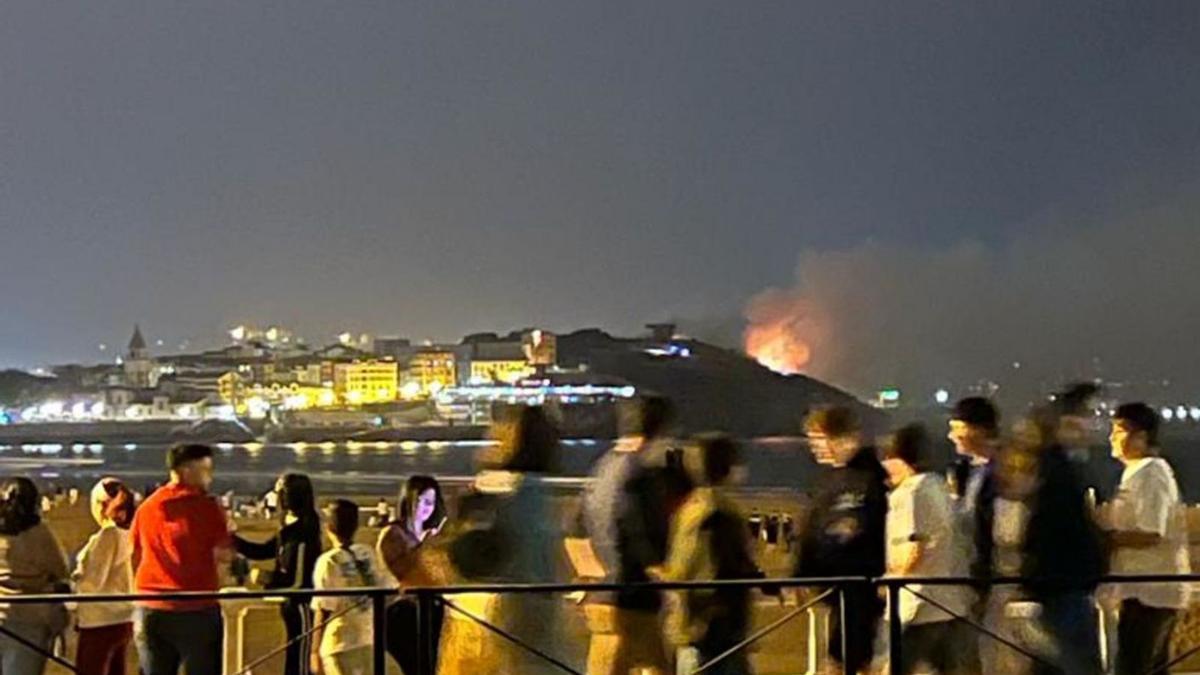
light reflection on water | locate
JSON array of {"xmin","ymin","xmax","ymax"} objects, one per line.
[{"xmin": 0, "ymin": 438, "xmax": 816, "ymax": 496}]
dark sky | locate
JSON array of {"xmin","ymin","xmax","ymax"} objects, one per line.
[{"xmin": 3, "ymin": 3, "xmax": 1199, "ymax": 387}]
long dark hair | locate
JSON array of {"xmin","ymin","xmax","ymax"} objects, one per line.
[
  {"xmin": 277, "ymin": 473, "xmax": 319, "ymax": 531},
  {"xmin": 398, "ymin": 475, "xmax": 444, "ymax": 534},
  {"xmin": 0, "ymin": 477, "xmax": 41, "ymax": 536},
  {"xmin": 499, "ymin": 405, "xmax": 560, "ymax": 474}
]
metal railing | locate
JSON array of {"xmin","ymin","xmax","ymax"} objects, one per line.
[{"xmin": 5, "ymin": 573, "xmax": 1200, "ymax": 675}]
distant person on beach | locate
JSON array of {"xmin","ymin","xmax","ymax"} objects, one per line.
[
  {"xmin": 378, "ymin": 476, "xmax": 447, "ymax": 674},
  {"xmin": 794, "ymin": 405, "xmax": 887, "ymax": 674},
  {"xmin": 312, "ymin": 499, "xmax": 386, "ymax": 675},
  {"xmin": 882, "ymin": 424, "xmax": 977, "ymax": 675},
  {"xmin": 73, "ymin": 478, "xmax": 137, "ymax": 675},
  {"xmin": 264, "ymin": 488, "xmax": 280, "ymax": 519},
  {"xmin": 235, "ymin": 473, "xmax": 323, "ymax": 675},
  {"xmin": 1102, "ymin": 403, "xmax": 1189, "ymax": 675},
  {"xmin": 130, "ymin": 444, "xmax": 232, "ymax": 675},
  {"xmin": 373, "ymin": 498, "xmax": 390, "ymax": 527},
  {"xmin": 0, "ymin": 477, "xmax": 70, "ymax": 675},
  {"xmin": 581, "ymin": 395, "xmax": 678, "ymax": 675}
]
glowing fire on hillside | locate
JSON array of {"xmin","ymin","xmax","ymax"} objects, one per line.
[
  {"xmin": 745, "ymin": 320, "xmax": 811, "ymax": 375},
  {"xmin": 743, "ymin": 288, "xmax": 820, "ymax": 376}
]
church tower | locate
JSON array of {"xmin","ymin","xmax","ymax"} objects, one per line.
[{"xmin": 124, "ymin": 324, "xmax": 156, "ymax": 388}]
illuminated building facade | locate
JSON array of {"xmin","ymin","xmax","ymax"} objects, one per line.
[
  {"xmin": 403, "ymin": 350, "xmax": 456, "ymax": 397},
  {"xmin": 334, "ymin": 360, "xmax": 399, "ymax": 405},
  {"xmin": 522, "ymin": 330, "xmax": 557, "ymax": 367},
  {"xmin": 468, "ymin": 359, "xmax": 534, "ymax": 385}
]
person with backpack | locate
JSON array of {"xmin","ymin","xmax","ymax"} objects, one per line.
[
  {"xmin": 659, "ymin": 433, "xmax": 759, "ymax": 675},
  {"xmin": 581, "ymin": 395, "xmax": 680, "ymax": 675},
  {"xmin": 311, "ymin": 500, "xmax": 387, "ymax": 675}
]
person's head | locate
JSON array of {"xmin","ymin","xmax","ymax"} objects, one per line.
[
  {"xmin": 492, "ymin": 405, "xmax": 560, "ymax": 473},
  {"xmin": 276, "ymin": 473, "xmax": 318, "ymax": 525},
  {"xmin": 948, "ymin": 397, "xmax": 1000, "ymax": 460},
  {"xmin": 90, "ymin": 477, "xmax": 136, "ymax": 529},
  {"xmin": 1014, "ymin": 405, "xmax": 1060, "ymax": 453},
  {"xmin": 324, "ymin": 499, "xmax": 360, "ymax": 546},
  {"xmin": 695, "ymin": 433, "xmax": 741, "ymax": 487},
  {"xmin": 1054, "ymin": 382, "xmax": 1101, "ymax": 446},
  {"xmin": 618, "ymin": 395, "xmax": 675, "ymax": 441},
  {"xmin": 883, "ymin": 423, "xmax": 930, "ymax": 486},
  {"xmin": 1110, "ymin": 402, "xmax": 1160, "ymax": 463},
  {"xmin": 398, "ymin": 475, "xmax": 443, "ymax": 533},
  {"xmin": 805, "ymin": 406, "xmax": 861, "ymax": 466},
  {"xmin": 0, "ymin": 477, "xmax": 41, "ymax": 536},
  {"xmin": 995, "ymin": 440, "xmax": 1040, "ymax": 500},
  {"xmin": 167, "ymin": 443, "xmax": 215, "ymax": 491}
]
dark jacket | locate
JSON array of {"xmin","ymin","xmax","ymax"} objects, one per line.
[
  {"xmin": 796, "ymin": 446, "xmax": 888, "ymax": 579},
  {"xmin": 966, "ymin": 460, "xmax": 998, "ymax": 582},
  {"xmin": 614, "ymin": 462, "xmax": 674, "ymax": 610},
  {"xmin": 1020, "ymin": 444, "xmax": 1106, "ymax": 599},
  {"xmin": 235, "ymin": 518, "xmax": 322, "ymax": 593}
]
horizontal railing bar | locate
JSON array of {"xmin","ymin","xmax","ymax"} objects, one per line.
[
  {"xmin": 0, "ymin": 586, "xmax": 400, "ymax": 604},
  {"xmin": 876, "ymin": 573, "xmax": 1200, "ymax": 586},
  {"xmin": 5, "ymin": 573, "xmax": 1199, "ymax": 604},
  {"xmin": 404, "ymin": 577, "xmax": 870, "ymax": 595}
]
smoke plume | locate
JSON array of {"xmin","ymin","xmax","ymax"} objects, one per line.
[{"xmin": 745, "ymin": 187, "xmax": 1200, "ymax": 402}]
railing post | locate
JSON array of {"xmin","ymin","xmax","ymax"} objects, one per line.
[
  {"xmin": 887, "ymin": 581, "xmax": 902, "ymax": 675},
  {"xmin": 417, "ymin": 591, "xmax": 437, "ymax": 675},
  {"xmin": 372, "ymin": 591, "xmax": 389, "ymax": 675},
  {"xmin": 839, "ymin": 584, "xmax": 852, "ymax": 675}
]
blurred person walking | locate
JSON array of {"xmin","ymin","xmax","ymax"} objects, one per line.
[
  {"xmin": 73, "ymin": 478, "xmax": 137, "ymax": 675},
  {"xmin": 377, "ymin": 475, "xmax": 448, "ymax": 674},
  {"xmin": 882, "ymin": 424, "xmax": 978, "ymax": 675},
  {"xmin": 794, "ymin": 406, "xmax": 887, "ymax": 674},
  {"xmin": 0, "ymin": 477, "xmax": 70, "ymax": 674},
  {"xmin": 659, "ymin": 434, "xmax": 759, "ymax": 675},
  {"xmin": 448, "ymin": 405, "xmax": 571, "ymax": 674},
  {"xmin": 581, "ymin": 395, "xmax": 678, "ymax": 675},
  {"xmin": 131, "ymin": 444, "xmax": 233, "ymax": 675},
  {"xmin": 235, "ymin": 472, "xmax": 323, "ymax": 675},
  {"xmin": 1017, "ymin": 408, "xmax": 1106, "ymax": 675},
  {"xmin": 1103, "ymin": 403, "xmax": 1189, "ymax": 675}
]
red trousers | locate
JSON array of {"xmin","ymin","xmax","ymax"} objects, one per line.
[{"xmin": 76, "ymin": 622, "xmax": 133, "ymax": 675}]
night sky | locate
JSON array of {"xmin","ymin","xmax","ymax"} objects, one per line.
[{"xmin": 3, "ymin": 3, "xmax": 1198, "ymax": 395}]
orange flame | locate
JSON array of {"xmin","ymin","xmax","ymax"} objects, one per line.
[{"xmin": 745, "ymin": 320, "xmax": 812, "ymax": 375}]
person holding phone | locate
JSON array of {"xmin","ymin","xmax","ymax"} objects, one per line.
[{"xmin": 377, "ymin": 475, "xmax": 447, "ymax": 674}]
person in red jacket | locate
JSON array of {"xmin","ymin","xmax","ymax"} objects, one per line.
[{"xmin": 130, "ymin": 444, "xmax": 233, "ymax": 675}]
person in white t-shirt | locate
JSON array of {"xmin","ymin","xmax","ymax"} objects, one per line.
[
  {"xmin": 1103, "ymin": 402, "xmax": 1189, "ymax": 675},
  {"xmin": 311, "ymin": 499, "xmax": 388, "ymax": 675},
  {"xmin": 883, "ymin": 424, "xmax": 978, "ymax": 675}
]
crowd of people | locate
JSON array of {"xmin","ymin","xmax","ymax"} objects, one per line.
[
  {"xmin": 789, "ymin": 391, "xmax": 1190, "ymax": 675},
  {"xmin": 0, "ymin": 387, "xmax": 1192, "ymax": 675}
]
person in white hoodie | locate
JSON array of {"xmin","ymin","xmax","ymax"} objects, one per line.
[{"xmin": 73, "ymin": 478, "xmax": 136, "ymax": 675}]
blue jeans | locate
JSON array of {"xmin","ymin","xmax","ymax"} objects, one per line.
[
  {"xmin": 0, "ymin": 620, "xmax": 54, "ymax": 675},
  {"xmin": 1033, "ymin": 593, "xmax": 1101, "ymax": 675},
  {"xmin": 137, "ymin": 607, "xmax": 223, "ymax": 675}
]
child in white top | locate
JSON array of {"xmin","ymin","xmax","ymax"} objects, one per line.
[{"xmin": 311, "ymin": 499, "xmax": 387, "ymax": 675}]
